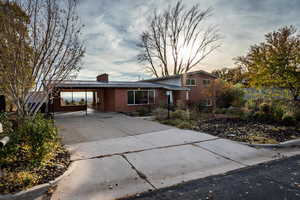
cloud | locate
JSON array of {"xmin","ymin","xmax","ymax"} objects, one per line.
[{"xmin": 76, "ymin": 0, "xmax": 300, "ymax": 80}]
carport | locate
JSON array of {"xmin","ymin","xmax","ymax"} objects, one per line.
[{"xmin": 48, "ymin": 74, "xmax": 189, "ymax": 114}]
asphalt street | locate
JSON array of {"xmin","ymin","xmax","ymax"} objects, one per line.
[{"xmin": 121, "ymin": 155, "xmax": 300, "ymax": 200}]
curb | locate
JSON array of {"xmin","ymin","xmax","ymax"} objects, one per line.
[
  {"xmin": 241, "ymin": 138, "xmax": 300, "ymax": 149},
  {"xmin": 0, "ymin": 162, "xmax": 75, "ymax": 200}
]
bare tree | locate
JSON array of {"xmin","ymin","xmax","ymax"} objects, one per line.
[
  {"xmin": 138, "ymin": 0, "xmax": 221, "ymax": 77},
  {"xmin": 0, "ymin": 0, "xmax": 84, "ymax": 119}
]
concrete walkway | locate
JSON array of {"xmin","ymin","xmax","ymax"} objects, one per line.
[{"xmin": 52, "ymin": 112, "xmax": 285, "ymax": 200}]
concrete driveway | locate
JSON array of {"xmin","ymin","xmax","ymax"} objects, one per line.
[
  {"xmin": 55, "ymin": 111, "xmax": 172, "ymax": 145},
  {"xmin": 52, "ymin": 111, "xmax": 283, "ymax": 200}
]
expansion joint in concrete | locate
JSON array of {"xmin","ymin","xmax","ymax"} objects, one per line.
[
  {"xmin": 191, "ymin": 143, "xmax": 248, "ymax": 167},
  {"xmin": 71, "ymin": 138, "xmax": 219, "ymax": 162},
  {"xmin": 121, "ymin": 154, "xmax": 157, "ymax": 190}
]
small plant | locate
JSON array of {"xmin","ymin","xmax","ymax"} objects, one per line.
[
  {"xmin": 226, "ymin": 107, "xmax": 244, "ymax": 117},
  {"xmin": 245, "ymin": 99, "xmax": 258, "ymax": 111},
  {"xmin": 270, "ymin": 103, "xmax": 285, "ymax": 121},
  {"xmin": 170, "ymin": 109, "xmax": 189, "ymax": 120},
  {"xmin": 214, "ymin": 108, "xmax": 227, "ymax": 114},
  {"xmin": 295, "ymin": 110, "xmax": 300, "ymax": 121},
  {"xmin": 252, "ymin": 111, "xmax": 271, "ymax": 121},
  {"xmin": 259, "ymin": 103, "xmax": 271, "ymax": 114},
  {"xmin": 189, "ymin": 110, "xmax": 201, "ymax": 120},
  {"xmin": 136, "ymin": 107, "xmax": 150, "ymax": 116},
  {"xmin": 162, "ymin": 119, "xmax": 183, "ymax": 126},
  {"xmin": 177, "ymin": 121, "xmax": 193, "ymax": 129},
  {"xmin": 281, "ymin": 113, "xmax": 296, "ymax": 126},
  {"xmin": 153, "ymin": 108, "xmax": 168, "ymax": 120},
  {"xmin": 0, "ymin": 112, "xmax": 13, "ymax": 137},
  {"xmin": 176, "ymin": 101, "xmax": 187, "ymax": 110}
]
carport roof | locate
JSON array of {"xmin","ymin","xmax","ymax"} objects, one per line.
[{"xmin": 55, "ymin": 80, "xmax": 190, "ymax": 91}]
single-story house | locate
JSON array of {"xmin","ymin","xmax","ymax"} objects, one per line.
[{"xmin": 49, "ymin": 70, "xmax": 216, "ymax": 113}]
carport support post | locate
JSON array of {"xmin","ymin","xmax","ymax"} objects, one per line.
[
  {"xmin": 167, "ymin": 91, "xmax": 170, "ymax": 119},
  {"xmin": 85, "ymin": 90, "xmax": 87, "ymax": 116}
]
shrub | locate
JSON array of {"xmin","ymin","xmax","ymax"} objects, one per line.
[
  {"xmin": 292, "ymin": 103, "xmax": 300, "ymax": 121},
  {"xmin": 170, "ymin": 109, "xmax": 189, "ymax": 120},
  {"xmin": 214, "ymin": 108, "xmax": 227, "ymax": 114},
  {"xmin": 252, "ymin": 111, "xmax": 271, "ymax": 121},
  {"xmin": 0, "ymin": 114, "xmax": 60, "ymax": 166},
  {"xmin": 153, "ymin": 108, "xmax": 168, "ymax": 120},
  {"xmin": 162, "ymin": 119, "xmax": 183, "ymax": 126},
  {"xmin": 281, "ymin": 113, "xmax": 296, "ymax": 126},
  {"xmin": 136, "ymin": 107, "xmax": 151, "ymax": 116},
  {"xmin": 295, "ymin": 110, "xmax": 300, "ymax": 121},
  {"xmin": 272, "ymin": 107, "xmax": 284, "ymax": 121},
  {"xmin": 0, "ymin": 112, "xmax": 13, "ymax": 137},
  {"xmin": 16, "ymin": 114, "xmax": 59, "ymax": 165},
  {"xmin": 189, "ymin": 110, "xmax": 201, "ymax": 120},
  {"xmin": 226, "ymin": 107, "xmax": 244, "ymax": 117},
  {"xmin": 270, "ymin": 101, "xmax": 285, "ymax": 121},
  {"xmin": 176, "ymin": 101, "xmax": 187, "ymax": 110},
  {"xmin": 241, "ymin": 110, "xmax": 254, "ymax": 120},
  {"xmin": 259, "ymin": 103, "xmax": 271, "ymax": 114},
  {"xmin": 216, "ymin": 87, "xmax": 245, "ymax": 108},
  {"xmin": 245, "ymin": 99, "xmax": 258, "ymax": 111},
  {"xmin": 176, "ymin": 121, "xmax": 193, "ymax": 129}
]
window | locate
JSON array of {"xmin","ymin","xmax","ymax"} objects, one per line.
[
  {"xmin": 128, "ymin": 90, "xmax": 155, "ymax": 105},
  {"xmin": 203, "ymin": 79, "xmax": 211, "ymax": 86},
  {"xmin": 186, "ymin": 79, "xmax": 196, "ymax": 86},
  {"xmin": 60, "ymin": 92, "xmax": 93, "ymax": 106},
  {"xmin": 128, "ymin": 91, "xmax": 134, "ymax": 105}
]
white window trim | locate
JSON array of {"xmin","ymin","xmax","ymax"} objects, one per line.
[
  {"xmin": 127, "ymin": 90, "xmax": 155, "ymax": 106},
  {"xmin": 185, "ymin": 78, "xmax": 196, "ymax": 86}
]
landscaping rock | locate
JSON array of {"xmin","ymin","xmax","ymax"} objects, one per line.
[{"xmin": 198, "ymin": 118, "xmax": 300, "ymax": 144}]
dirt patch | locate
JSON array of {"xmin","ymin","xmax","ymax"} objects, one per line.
[{"xmin": 197, "ymin": 118, "xmax": 300, "ymax": 144}]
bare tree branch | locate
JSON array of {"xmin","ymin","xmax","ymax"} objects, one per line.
[
  {"xmin": 0, "ymin": 0, "xmax": 85, "ymax": 119},
  {"xmin": 137, "ymin": 0, "xmax": 221, "ymax": 78}
]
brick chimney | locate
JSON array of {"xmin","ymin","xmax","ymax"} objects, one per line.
[{"xmin": 96, "ymin": 73, "xmax": 109, "ymax": 82}]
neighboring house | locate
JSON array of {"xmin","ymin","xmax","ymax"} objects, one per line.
[
  {"xmin": 49, "ymin": 70, "xmax": 216, "ymax": 113},
  {"xmin": 141, "ymin": 70, "xmax": 217, "ymax": 106}
]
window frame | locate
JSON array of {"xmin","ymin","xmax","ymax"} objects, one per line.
[
  {"xmin": 185, "ymin": 78, "xmax": 196, "ymax": 86},
  {"xmin": 127, "ymin": 90, "xmax": 155, "ymax": 106},
  {"xmin": 202, "ymin": 79, "xmax": 211, "ymax": 86}
]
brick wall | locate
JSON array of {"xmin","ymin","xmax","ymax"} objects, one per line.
[{"xmin": 182, "ymin": 73, "xmax": 216, "ymax": 103}]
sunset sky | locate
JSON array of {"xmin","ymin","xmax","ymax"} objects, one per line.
[{"xmin": 77, "ymin": 0, "xmax": 300, "ymax": 81}]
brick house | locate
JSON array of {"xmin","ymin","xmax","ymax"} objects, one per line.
[
  {"xmin": 141, "ymin": 70, "xmax": 217, "ymax": 106},
  {"xmin": 49, "ymin": 70, "xmax": 216, "ymax": 113}
]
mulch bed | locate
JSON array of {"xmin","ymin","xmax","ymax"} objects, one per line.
[
  {"xmin": 197, "ymin": 118, "xmax": 300, "ymax": 144},
  {"xmin": 0, "ymin": 146, "xmax": 70, "ymax": 194}
]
